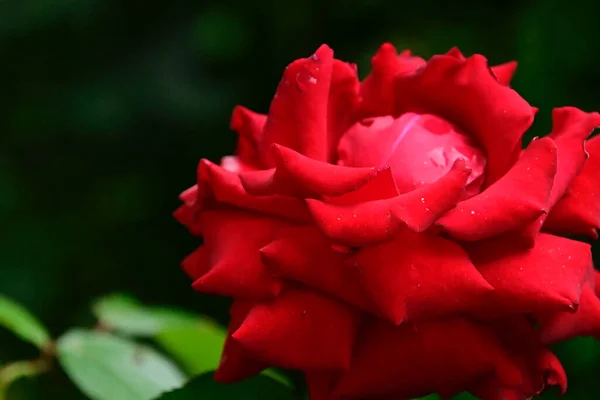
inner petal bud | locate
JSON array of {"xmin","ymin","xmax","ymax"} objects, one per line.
[{"xmin": 338, "ymin": 113, "xmax": 487, "ymax": 196}]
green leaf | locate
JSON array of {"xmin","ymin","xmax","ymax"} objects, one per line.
[
  {"xmin": 57, "ymin": 329, "xmax": 186, "ymax": 400},
  {"xmin": 92, "ymin": 294, "xmax": 293, "ymax": 386},
  {"xmin": 157, "ymin": 372, "xmax": 295, "ymax": 400},
  {"xmin": 92, "ymin": 293, "xmax": 215, "ymax": 336},
  {"xmin": 0, "ymin": 294, "xmax": 51, "ymax": 349},
  {"xmin": 153, "ymin": 322, "xmax": 225, "ymax": 376}
]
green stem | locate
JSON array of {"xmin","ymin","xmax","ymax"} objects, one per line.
[{"xmin": 0, "ymin": 358, "xmax": 50, "ymax": 399}]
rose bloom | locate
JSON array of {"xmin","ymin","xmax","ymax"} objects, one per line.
[{"xmin": 175, "ymin": 43, "xmax": 600, "ymax": 399}]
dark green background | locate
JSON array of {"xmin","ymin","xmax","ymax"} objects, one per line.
[{"xmin": 1, "ymin": 0, "xmax": 599, "ymax": 398}]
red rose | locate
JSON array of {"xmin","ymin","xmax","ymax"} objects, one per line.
[{"xmin": 175, "ymin": 43, "xmax": 600, "ymax": 399}]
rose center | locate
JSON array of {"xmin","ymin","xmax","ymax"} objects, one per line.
[{"xmin": 338, "ymin": 113, "xmax": 487, "ymax": 196}]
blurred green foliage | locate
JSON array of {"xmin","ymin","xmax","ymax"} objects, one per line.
[{"xmin": 1, "ymin": 0, "xmax": 599, "ymax": 398}]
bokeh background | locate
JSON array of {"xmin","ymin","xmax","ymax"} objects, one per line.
[{"xmin": 1, "ymin": 0, "xmax": 599, "ymax": 398}]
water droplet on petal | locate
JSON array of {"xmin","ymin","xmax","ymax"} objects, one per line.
[{"xmin": 295, "ymin": 70, "xmax": 317, "ymax": 92}]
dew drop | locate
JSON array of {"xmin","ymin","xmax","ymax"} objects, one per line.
[{"xmin": 295, "ymin": 70, "xmax": 317, "ymax": 92}]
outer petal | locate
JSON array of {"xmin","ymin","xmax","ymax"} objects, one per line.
[
  {"xmin": 538, "ymin": 283, "xmax": 600, "ymax": 344},
  {"xmin": 332, "ymin": 318, "xmax": 522, "ymax": 400},
  {"xmin": 520, "ymin": 108, "xmax": 600, "ymax": 243},
  {"xmin": 328, "ymin": 60, "xmax": 360, "ymax": 162},
  {"xmin": 468, "ymin": 233, "xmax": 591, "ymax": 315},
  {"xmin": 469, "ymin": 350, "xmax": 566, "ymax": 399},
  {"xmin": 491, "ymin": 61, "xmax": 517, "ymax": 86},
  {"xmin": 445, "ymin": 47, "xmax": 518, "ymax": 87},
  {"xmin": 233, "ymin": 286, "xmax": 362, "ymax": 371},
  {"xmin": 437, "ymin": 137, "xmax": 557, "ymax": 241},
  {"xmin": 545, "ymin": 134, "xmax": 600, "ymax": 238},
  {"xmin": 190, "ymin": 210, "xmax": 285, "ymax": 299},
  {"xmin": 305, "ymin": 372, "xmax": 340, "ymax": 400},
  {"xmin": 214, "ymin": 301, "xmax": 269, "ymax": 383},
  {"xmin": 347, "ymin": 230, "xmax": 493, "ymax": 324},
  {"xmin": 240, "ymin": 144, "xmax": 388, "ymax": 198},
  {"xmin": 181, "ymin": 245, "xmax": 209, "ymax": 280},
  {"xmin": 259, "ymin": 45, "xmax": 333, "ymax": 165},
  {"xmin": 394, "ymin": 52, "xmax": 535, "ymax": 185},
  {"xmin": 230, "ymin": 106, "xmax": 267, "ymax": 168},
  {"xmin": 358, "ymin": 43, "xmax": 426, "ymax": 118},
  {"xmin": 173, "ymin": 184, "xmax": 204, "ymax": 236},
  {"xmin": 307, "ymin": 159, "xmax": 471, "ymax": 246},
  {"xmin": 198, "ymin": 159, "xmax": 311, "ymax": 223},
  {"xmin": 260, "ymin": 226, "xmax": 371, "ymax": 310}
]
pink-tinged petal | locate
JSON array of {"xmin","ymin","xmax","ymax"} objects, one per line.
[
  {"xmin": 230, "ymin": 106, "xmax": 267, "ymax": 168},
  {"xmin": 328, "ymin": 60, "xmax": 360, "ymax": 162},
  {"xmin": 491, "ymin": 61, "xmax": 518, "ymax": 86},
  {"xmin": 214, "ymin": 301, "xmax": 269, "ymax": 383},
  {"xmin": 539, "ymin": 284, "xmax": 600, "ymax": 344},
  {"xmin": 333, "ymin": 318, "xmax": 522, "ymax": 399},
  {"xmin": 233, "ymin": 286, "xmax": 362, "ymax": 371},
  {"xmin": 437, "ymin": 137, "xmax": 557, "ymax": 241},
  {"xmin": 240, "ymin": 144, "xmax": 387, "ymax": 198},
  {"xmin": 259, "ymin": 45, "xmax": 334, "ymax": 166},
  {"xmin": 337, "ymin": 114, "xmax": 486, "ymax": 196},
  {"xmin": 394, "ymin": 52, "xmax": 535, "ymax": 185},
  {"xmin": 199, "ymin": 159, "xmax": 311, "ymax": 223},
  {"xmin": 468, "ymin": 233, "xmax": 591, "ymax": 315},
  {"xmin": 260, "ymin": 226, "xmax": 371, "ymax": 310},
  {"xmin": 519, "ymin": 108, "xmax": 600, "ymax": 244},
  {"xmin": 347, "ymin": 230, "xmax": 493, "ymax": 324},
  {"xmin": 545, "ymin": 134, "xmax": 600, "ymax": 238},
  {"xmin": 191, "ymin": 210, "xmax": 285, "ymax": 299},
  {"xmin": 358, "ymin": 43, "xmax": 426, "ymax": 118},
  {"xmin": 307, "ymin": 159, "xmax": 471, "ymax": 246}
]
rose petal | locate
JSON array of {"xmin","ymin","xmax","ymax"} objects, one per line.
[
  {"xmin": 233, "ymin": 286, "xmax": 362, "ymax": 370},
  {"xmin": 324, "ymin": 166, "xmax": 399, "ymax": 205},
  {"xmin": 437, "ymin": 137, "xmax": 557, "ymax": 241},
  {"xmin": 539, "ymin": 283, "xmax": 600, "ymax": 344},
  {"xmin": 260, "ymin": 226, "xmax": 371, "ymax": 310},
  {"xmin": 199, "ymin": 159, "xmax": 311, "ymax": 223},
  {"xmin": 394, "ymin": 51, "xmax": 535, "ymax": 185},
  {"xmin": 545, "ymin": 134, "xmax": 600, "ymax": 238},
  {"xmin": 240, "ymin": 144, "xmax": 388, "ymax": 198},
  {"xmin": 358, "ymin": 43, "xmax": 426, "ymax": 118},
  {"xmin": 190, "ymin": 210, "xmax": 285, "ymax": 299},
  {"xmin": 305, "ymin": 372, "xmax": 340, "ymax": 400},
  {"xmin": 333, "ymin": 318, "xmax": 522, "ymax": 399},
  {"xmin": 259, "ymin": 45, "xmax": 334, "ymax": 165},
  {"xmin": 174, "ymin": 184, "xmax": 206, "ymax": 236},
  {"xmin": 328, "ymin": 60, "xmax": 360, "ymax": 162},
  {"xmin": 519, "ymin": 108, "xmax": 600, "ymax": 244},
  {"xmin": 181, "ymin": 245, "xmax": 209, "ymax": 280},
  {"xmin": 307, "ymin": 159, "xmax": 471, "ymax": 246},
  {"xmin": 347, "ymin": 230, "xmax": 493, "ymax": 324},
  {"xmin": 230, "ymin": 106, "xmax": 267, "ymax": 168},
  {"xmin": 443, "ymin": 48, "xmax": 517, "ymax": 87},
  {"xmin": 214, "ymin": 301, "xmax": 269, "ymax": 383},
  {"xmin": 468, "ymin": 233, "xmax": 591, "ymax": 315},
  {"xmin": 491, "ymin": 61, "xmax": 518, "ymax": 86},
  {"xmin": 469, "ymin": 350, "xmax": 566, "ymax": 399}
]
